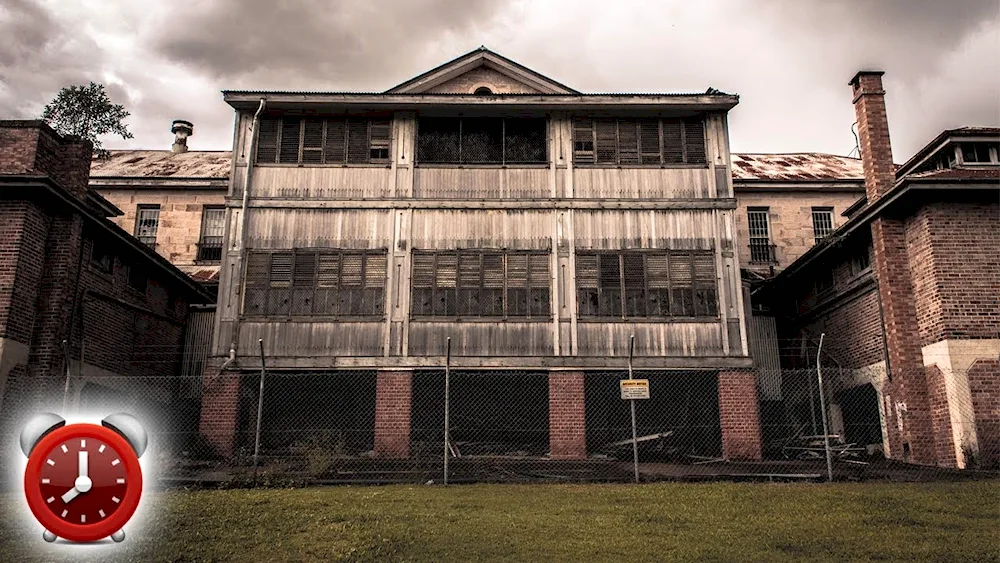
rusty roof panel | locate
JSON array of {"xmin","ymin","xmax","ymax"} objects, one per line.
[
  {"xmin": 90, "ymin": 150, "xmax": 232, "ymax": 179},
  {"xmin": 730, "ymin": 153, "xmax": 864, "ymax": 182}
]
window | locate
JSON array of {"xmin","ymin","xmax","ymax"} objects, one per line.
[
  {"xmin": 961, "ymin": 142, "xmax": 997, "ymax": 164},
  {"xmin": 474, "ymin": 86, "xmax": 493, "ymax": 95},
  {"xmin": 814, "ymin": 268, "xmax": 835, "ymax": 295},
  {"xmin": 135, "ymin": 205, "xmax": 160, "ymax": 248},
  {"xmin": 90, "ymin": 239, "xmax": 114, "ymax": 274},
  {"xmin": 812, "ymin": 207, "xmax": 834, "ymax": 244},
  {"xmin": 416, "ymin": 117, "xmax": 547, "ymax": 164},
  {"xmin": 572, "ymin": 117, "xmax": 706, "ymax": 165},
  {"xmin": 747, "ymin": 208, "xmax": 775, "ymax": 263},
  {"xmin": 255, "ymin": 117, "xmax": 391, "ymax": 165},
  {"xmin": 197, "ymin": 207, "xmax": 226, "ymax": 262},
  {"xmin": 850, "ymin": 246, "xmax": 872, "ymax": 277},
  {"xmin": 576, "ymin": 251, "xmax": 717, "ymax": 319},
  {"xmin": 125, "ymin": 263, "xmax": 148, "ymax": 293},
  {"xmin": 411, "ymin": 250, "xmax": 550, "ymax": 318},
  {"xmin": 243, "ymin": 250, "xmax": 387, "ymax": 317}
]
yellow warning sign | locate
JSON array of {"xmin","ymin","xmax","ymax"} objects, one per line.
[{"xmin": 620, "ymin": 379, "xmax": 650, "ymax": 400}]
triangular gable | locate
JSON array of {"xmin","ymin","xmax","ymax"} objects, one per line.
[{"xmin": 385, "ymin": 47, "xmax": 578, "ymax": 95}]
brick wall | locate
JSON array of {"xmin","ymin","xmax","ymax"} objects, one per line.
[
  {"xmin": 0, "ymin": 126, "xmax": 40, "ymax": 173},
  {"xmin": 549, "ymin": 371, "xmax": 586, "ymax": 459},
  {"xmin": 374, "ymin": 369, "xmax": 412, "ymax": 459},
  {"xmin": 198, "ymin": 362, "xmax": 241, "ymax": 457},
  {"xmin": 968, "ymin": 359, "xmax": 1000, "ymax": 469},
  {"xmin": 786, "ymin": 288, "xmax": 886, "ymax": 369},
  {"xmin": 925, "ymin": 365, "xmax": 958, "ymax": 467},
  {"xmin": 0, "ymin": 202, "xmax": 50, "ymax": 344},
  {"xmin": 718, "ymin": 370, "xmax": 762, "ymax": 460},
  {"xmin": 908, "ymin": 202, "xmax": 1000, "ymax": 345}
]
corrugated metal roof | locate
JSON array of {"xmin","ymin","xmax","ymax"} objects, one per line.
[
  {"xmin": 90, "ymin": 150, "xmax": 232, "ymax": 179},
  {"xmin": 731, "ymin": 153, "xmax": 864, "ymax": 182}
]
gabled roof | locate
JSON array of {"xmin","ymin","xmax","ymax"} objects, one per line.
[
  {"xmin": 731, "ymin": 153, "xmax": 864, "ymax": 183},
  {"xmin": 895, "ymin": 126, "xmax": 1000, "ymax": 177},
  {"xmin": 385, "ymin": 46, "xmax": 578, "ymax": 95}
]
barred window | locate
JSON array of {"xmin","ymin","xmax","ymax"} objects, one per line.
[
  {"xmin": 576, "ymin": 251, "xmax": 717, "ymax": 319},
  {"xmin": 255, "ymin": 117, "xmax": 391, "ymax": 165},
  {"xmin": 812, "ymin": 207, "xmax": 834, "ymax": 244},
  {"xmin": 572, "ymin": 117, "xmax": 706, "ymax": 165},
  {"xmin": 411, "ymin": 250, "xmax": 550, "ymax": 318},
  {"xmin": 243, "ymin": 250, "xmax": 387, "ymax": 317},
  {"xmin": 197, "ymin": 207, "xmax": 225, "ymax": 262},
  {"xmin": 416, "ymin": 117, "xmax": 547, "ymax": 164},
  {"xmin": 747, "ymin": 207, "xmax": 775, "ymax": 264},
  {"xmin": 135, "ymin": 205, "xmax": 160, "ymax": 248}
]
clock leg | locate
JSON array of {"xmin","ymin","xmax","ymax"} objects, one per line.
[
  {"xmin": 111, "ymin": 529, "xmax": 125, "ymax": 543},
  {"xmin": 42, "ymin": 530, "xmax": 56, "ymax": 543}
]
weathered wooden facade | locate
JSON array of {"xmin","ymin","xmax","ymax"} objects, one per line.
[{"xmin": 201, "ymin": 48, "xmax": 760, "ymax": 461}]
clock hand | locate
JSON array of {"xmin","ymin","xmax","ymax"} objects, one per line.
[
  {"xmin": 79, "ymin": 450, "xmax": 88, "ymax": 478},
  {"xmin": 61, "ymin": 487, "xmax": 81, "ymax": 504}
]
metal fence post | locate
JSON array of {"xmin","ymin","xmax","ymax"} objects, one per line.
[
  {"xmin": 816, "ymin": 333, "xmax": 833, "ymax": 482},
  {"xmin": 443, "ymin": 337, "xmax": 451, "ymax": 486},
  {"xmin": 628, "ymin": 334, "xmax": 639, "ymax": 484},
  {"xmin": 253, "ymin": 338, "xmax": 267, "ymax": 483}
]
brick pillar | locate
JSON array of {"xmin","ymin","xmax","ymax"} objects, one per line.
[
  {"xmin": 549, "ymin": 371, "xmax": 587, "ymax": 459},
  {"xmin": 969, "ymin": 359, "xmax": 1000, "ymax": 469},
  {"xmin": 198, "ymin": 361, "xmax": 241, "ymax": 458},
  {"xmin": 374, "ymin": 369, "xmax": 411, "ymax": 459},
  {"xmin": 718, "ymin": 370, "xmax": 762, "ymax": 461}
]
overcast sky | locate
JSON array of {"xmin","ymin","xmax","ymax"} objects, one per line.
[{"xmin": 1, "ymin": 0, "xmax": 997, "ymax": 162}]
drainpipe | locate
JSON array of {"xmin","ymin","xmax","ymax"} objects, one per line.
[{"xmin": 224, "ymin": 98, "xmax": 266, "ymax": 373}]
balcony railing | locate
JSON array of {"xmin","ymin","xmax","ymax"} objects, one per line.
[
  {"xmin": 749, "ymin": 242, "xmax": 778, "ymax": 264},
  {"xmin": 196, "ymin": 239, "xmax": 223, "ymax": 262}
]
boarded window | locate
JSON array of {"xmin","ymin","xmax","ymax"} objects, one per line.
[
  {"xmin": 243, "ymin": 249, "xmax": 386, "ymax": 317},
  {"xmin": 255, "ymin": 117, "xmax": 391, "ymax": 165},
  {"xmin": 575, "ymin": 251, "xmax": 718, "ymax": 319},
  {"xmin": 411, "ymin": 250, "xmax": 550, "ymax": 318},
  {"xmin": 572, "ymin": 117, "xmax": 706, "ymax": 165},
  {"xmin": 417, "ymin": 118, "xmax": 547, "ymax": 164}
]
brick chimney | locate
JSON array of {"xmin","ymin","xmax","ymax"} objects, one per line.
[
  {"xmin": 849, "ymin": 71, "xmax": 895, "ymax": 203},
  {"xmin": 171, "ymin": 120, "xmax": 194, "ymax": 153}
]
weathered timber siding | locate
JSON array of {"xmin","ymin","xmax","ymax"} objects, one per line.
[
  {"xmin": 238, "ymin": 322, "xmax": 385, "ymax": 356},
  {"xmin": 413, "ymin": 167, "xmax": 550, "ymax": 199},
  {"xmin": 576, "ymin": 322, "xmax": 724, "ymax": 356},
  {"xmin": 573, "ymin": 168, "xmax": 713, "ymax": 199},
  {"xmin": 252, "ymin": 167, "xmax": 394, "ymax": 199},
  {"xmin": 245, "ymin": 209, "xmax": 394, "ymax": 249},
  {"xmin": 410, "ymin": 210, "xmax": 553, "ymax": 250},
  {"xmin": 408, "ymin": 322, "xmax": 554, "ymax": 356},
  {"xmin": 573, "ymin": 210, "xmax": 716, "ymax": 250}
]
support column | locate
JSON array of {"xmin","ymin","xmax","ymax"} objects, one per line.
[
  {"xmin": 374, "ymin": 369, "xmax": 411, "ymax": 459},
  {"xmin": 549, "ymin": 370, "xmax": 587, "ymax": 459},
  {"xmin": 718, "ymin": 370, "xmax": 763, "ymax": 461},
  {"xmin": 198, "ymin": 361, "xmax": 241, "ymax": 458}
]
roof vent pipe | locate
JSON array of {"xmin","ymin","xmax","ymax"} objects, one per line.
[{"xmin": 171, "ymin": 120, "xmax": 194, "ymax": 153}]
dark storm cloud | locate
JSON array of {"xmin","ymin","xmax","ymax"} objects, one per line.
[
  {"xmin": 153, "ymin": 0, "xmax": 509, "ymax": 90},
  {"xmin": 0, "ymin": 0, "xmax": 104, "ymax": 116}
]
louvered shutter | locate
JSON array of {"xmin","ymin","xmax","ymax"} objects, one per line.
[
  {"xmin": 575, "ymin": 254, "xmax": 599, "ymax": 317},
  {"xmin": 618, "ymin": 120, "xmax": 639, "ymax": 165},
  {"xmin": 292, "ymin": 252, "xmax": 317, "ymax": 315},
  {"xmin": 315, "ymin": 253, "xmax": 340, "ymax": 315},
  {"xmin": 347, "ymin": 119, "xmax": 370, "ymax": 163},
  {"xmin": 572, "ymin": 118, "xmax": 595, "ymax": 163},
  {"xmin": 301, "ymin": 119, "xmax": 324, "ymax": 164},
  {"xmin": 622, "ymin": 253, "xmax": 646, "ymax": 317},
  {"xmin": 340, "ymin": 253, "xmax": 364, "ymax": 315},
  {"xmin": 256, "ymin": 119, "xmax": 279, "ymax": 163},
  {"xmin": 482, "ymin": 252, "xmax": 504, "ymax": 316},
  {"xmin": 434, "ymin": 253, "xmax": 458, "ymax": 316},
  {"xmin": 267, "ymin": 253, "xmax": 292, "ymax": 315},
  {"xmin": 662, "ymin": 119, "xmax": 684, "ymax": 164},
  {"xmin": 639, "ymin": 119, "xmax": 661, "ymax": 165},
  {"xmin": 457, "ymin": 252, "xmax": 481, "ymax": 316},
  {"xmin": 528, "ymin": 253, "xmax": 551, "ymax": 317},
  {"xmin": 506, "ymin": 253, "xmax": 529, "ymax": 316},
  {"xmin": 684, "ymin": 119, "xmax": 706, "ymax": 164},
  {"xmin": 279, "ymin": 119, "xmax": 301, "ymax": 163},
  {"xmin": 598, "ymin": 254, "xmax": 622, "ymax": 316},
  {"xmin": 646, "ymin": 253, "xmax": 670, "ymax": 316},
  {"xmin": 595, "ymin": 119, "xmax": 618, "ymax": 164},
  {"xmin": 693, "ymin": 252, "xmax": 717, "ymax": 316},
  {"xmin": 324, "ymin": 119, "xmax": 347, "ymax": 164},
  {"xmin": 244, "ymin": 252, "xmax": 269, "ymax": 315},
  {"xmin": 669, "ymin": 253, "xmax": 694, "ymax": 316},
  {"xmin": 411, "ymin": 253, "xmax": 434, "ymax": 316},
  {"xmin": 363, "ymin": 253, "xmax": 387, "ymax": 315},
  {"xmin": 368, "ymin": 119, "xmax": 391, "ymax": 163}
]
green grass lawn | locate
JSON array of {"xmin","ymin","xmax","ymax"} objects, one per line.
[{"xmin": 1, "ymin": 482, "xmax": 997, "ymax": 562}]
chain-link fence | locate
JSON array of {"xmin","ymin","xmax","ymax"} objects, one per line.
[{"xmin": 2, "ymin": 342, "xmax": 998, "ymax": 487}]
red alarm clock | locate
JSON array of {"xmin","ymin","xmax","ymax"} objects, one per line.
[{"xmin": 20, "ymin": 413, "xmax": 147, "ymax": 543}]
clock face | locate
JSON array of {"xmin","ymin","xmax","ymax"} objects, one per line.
[{"xmin": 24, "ymin": 424, "xmax": 143, "ymax": 543}]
